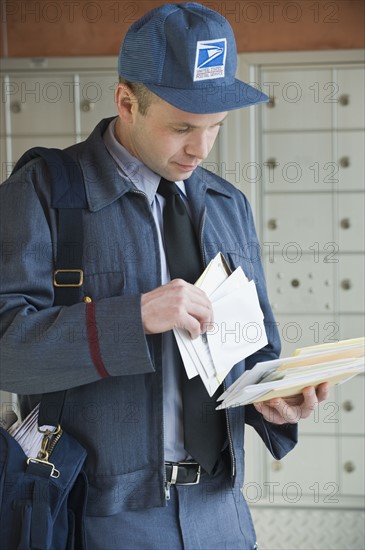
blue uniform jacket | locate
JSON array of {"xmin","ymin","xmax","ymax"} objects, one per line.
[{"xmin": 0, "ymin": 118, "xmax": 297, "ymax": 515}]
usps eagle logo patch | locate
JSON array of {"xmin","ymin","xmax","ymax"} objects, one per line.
[{"xmin": 193, "ymin": 38, "xmax": 227, "ymax": 81}]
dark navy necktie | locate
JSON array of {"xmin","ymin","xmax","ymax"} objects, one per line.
[{"xmin": 157, "ymin": 177, "xmax": 226, "ymax": 474}]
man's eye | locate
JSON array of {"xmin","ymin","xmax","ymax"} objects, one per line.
[{"xmin": 174, "ymin": 127, "xmax": 189, "ymax": 133}]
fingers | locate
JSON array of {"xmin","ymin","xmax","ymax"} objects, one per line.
[
  {"xmin": 300, "ymin": 386, "xmax": 319, "ymax": 417},
  {"xmin": 170, "ymin": 279, "xmax": 213, "ymax": 338},
  {"xmin": 141, "ymin": 279, "xmax": 213, "ymax": 338},
  {"xmin": 254, "ymin": 401, "xmax": 283, "ymax": 424},
  {"xmin": 254, "ymin": 383, "xmax": 332, "ymax": 425},
  {"xmin": 294, "ymin": 384, "xmax": 330, "ymax": 419},
  {"xmin": 316, "ymin": 381, "xmax": 330, "ymax": 403},
  {"xmin": 254, "ymin": 399, "xmax": 302, "ymax": 424}
]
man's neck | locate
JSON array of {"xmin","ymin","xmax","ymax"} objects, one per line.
[{"xmin": 113, "ymin": 117, "xmax": 138, "ymax": 161}]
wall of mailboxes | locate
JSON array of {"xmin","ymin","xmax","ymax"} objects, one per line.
[
  {"xmin": 255, "ymin": 60, "xmax": 364, "ymax": 500},
  {"xmin": 241, "ymin": 51, "xmax": 365, "ymax": 550},
  {"xmin": 0, "ymin": 51, "xmax": 364, "ymax": 549}
]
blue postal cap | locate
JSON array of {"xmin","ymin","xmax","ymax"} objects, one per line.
[{"xmin": 118, "ymin": 2, "xmax": 268, "ymax": 114}]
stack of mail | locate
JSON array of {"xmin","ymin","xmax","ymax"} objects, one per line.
[
  {"xmin": 175, "ymin": 253, "xmax": 268, "ymax": 396},
  {"xmin": 217, "ymin": 337, "xmax": 365, "ymax": 409}
]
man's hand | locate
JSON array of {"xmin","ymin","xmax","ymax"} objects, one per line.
[
  {"xmin": 253, "ymin": 382, "xmax": 330, "ymax": 425},
  {"xmin": 141, "ymin": 279, "xmax": 213, "ymax": 339}
]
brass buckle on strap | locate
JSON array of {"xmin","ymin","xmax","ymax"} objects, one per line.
[{"xmin": 53, "ymin": 269, "xmax": 83, "ymax": 287}]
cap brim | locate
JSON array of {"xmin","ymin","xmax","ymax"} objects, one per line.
[{"xmin": 145, "ymin": 79, "xmax": 269, "ymax": 114}]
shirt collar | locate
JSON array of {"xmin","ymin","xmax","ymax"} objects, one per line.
[
  {"xmin": 103, "ymin": 118, "xmax": 186, "ymax": 205},
  {"xmin": 76, "ymin": 117, "xmax": 232, "ymax": 213}
]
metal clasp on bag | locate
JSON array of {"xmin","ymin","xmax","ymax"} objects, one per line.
[
  {"xmin": 26, "ymin": 424, "xmax": 62, "ymax": 478},
  {"xmin": 37, "ymin": 424, "xmax": 62, "ymax": 461},
  {"xmin": 26, "ymin": 457, "xmax": 60, "ymax": 479}
]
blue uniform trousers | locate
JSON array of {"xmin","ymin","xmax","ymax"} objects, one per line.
[{"xmin": 85, "ymin": 459, "xmax": 257, "ymax": 550}]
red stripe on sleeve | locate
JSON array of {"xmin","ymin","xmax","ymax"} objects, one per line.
[{"xmin": 86, "ymin": 302, "xmax": 110, "ymax": 379}]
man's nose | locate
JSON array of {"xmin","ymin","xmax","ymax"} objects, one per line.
[{"xmin": 185, "ymin": 132, "xmax": 210, "ymax": 160}]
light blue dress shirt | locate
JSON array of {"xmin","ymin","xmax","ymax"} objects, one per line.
[{"xmin": 103, "ymin": 118, "xmax": 189, "ymax": 462}]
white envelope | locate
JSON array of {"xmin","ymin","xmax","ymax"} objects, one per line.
[
  {"xmin": 174, "ymin": 254, "xmax": 268, "ymax": 397},
  {"xmin": 207, "ymin": 270, "xmax": 268, "ymax": 378}
]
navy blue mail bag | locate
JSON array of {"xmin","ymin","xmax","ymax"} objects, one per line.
[
  {"xmin": 0, "ymin": 422, "xmax": 87, "ymax": 550},
  {"xmin": 0, "ymin": 147, "xmax": 89, "ymax": 549}
]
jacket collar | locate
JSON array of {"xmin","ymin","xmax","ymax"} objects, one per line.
[{"xmin": 74, "ymin": 118, "xmax": 233, "ymax": 212}]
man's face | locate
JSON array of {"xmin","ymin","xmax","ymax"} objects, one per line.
[{"xmin": 124, "ymin": 97, "xmax": 227, "ymax": 181}]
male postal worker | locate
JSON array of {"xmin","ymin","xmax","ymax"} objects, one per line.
[{"xmin": 0, "ymin": 3, "xmax": 329, "ymax": 549}]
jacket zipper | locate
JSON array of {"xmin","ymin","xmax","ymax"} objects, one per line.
[
  {"xmin": 162, "ymin": 372, "xmax": 170, "ymax": 500},
  {"xmin": 128, "ymin": 189, "xmax": 170, "ymax": 500},
  {"xmin": 223, "ymin": 380, "xmax": 236, "ymax": 479}
]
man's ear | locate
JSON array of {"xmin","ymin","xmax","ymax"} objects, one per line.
[{"xmin": 115, "ymin": 83, "xmax": 138, "ymax": 122}]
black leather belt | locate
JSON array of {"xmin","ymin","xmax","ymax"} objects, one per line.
[{"xmin": 165, "ymin": 461, "xmax": 201, "ymax": 486}]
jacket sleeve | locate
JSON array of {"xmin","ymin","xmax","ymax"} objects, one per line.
[
  {"xmin": 240, "ymin": 193, "xmax": 298, "ymax": 459},
  {"xmin": 0, "ymin": 161, "xmax": 154, "ymax": 395}
]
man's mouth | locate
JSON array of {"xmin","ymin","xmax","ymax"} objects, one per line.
[{"xmin": 176, "ymin": 162, "xmax": 199, "ymax": 171}]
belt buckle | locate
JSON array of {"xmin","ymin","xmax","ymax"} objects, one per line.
[
  {"xmin": 164, "ymin": 461, "xmax": 201, "ymax": 500},
  {"xmin": 178, "ymin": 461, "xmax": 201, "ymax": 485}
]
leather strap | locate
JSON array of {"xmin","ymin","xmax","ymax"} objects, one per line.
[{"xmin": 13, "ymin": 147, "xmax": 87, "ymax": 427}]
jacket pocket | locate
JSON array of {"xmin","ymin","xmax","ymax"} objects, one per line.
[{"xmin": 83, "ymin": 271, "xmax": 125, "ymax": 301}]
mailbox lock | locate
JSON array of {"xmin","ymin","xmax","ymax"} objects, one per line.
[
  {"xmin": 291, "ymin": 278, "xmax": 300, "ymax": 288},
  {"xmin": 340, "ymin": 218, "xmax": 351, "ymax": 229},
  {"xmin": 341, "ymin": 279, "xmax": 352, "ymax": 291},
  {"xmin": 10, "ymin": 101, "xmax": 23, "ymax": 114},
  {"xmin": 343, "ymin": 461, "xmax": 355, "ymax": 473},
  {"xmin": 342, "ymin": 400, "xmax": 354, "ymax": 412},
  {"xmin": 266, "ymin": 158, "xmax": 278, "ymax": 169},
  {"xmin": 338, "ymin": 94, "xmax": 349, "ymax": 106},
  {"xmin": 339, "ymin": 156, "xmax": 350, "ymax": 168},
  {"xmin": 271, "ymin": 461, "xmax": 283, "ymax": 472},
  {"xmin": 81, "ymin": 100, "xmax": 95, "ymax": 112},
  {"xmin": 267, "ymin": 218, "xmax": 278, "ymax": 230}
]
